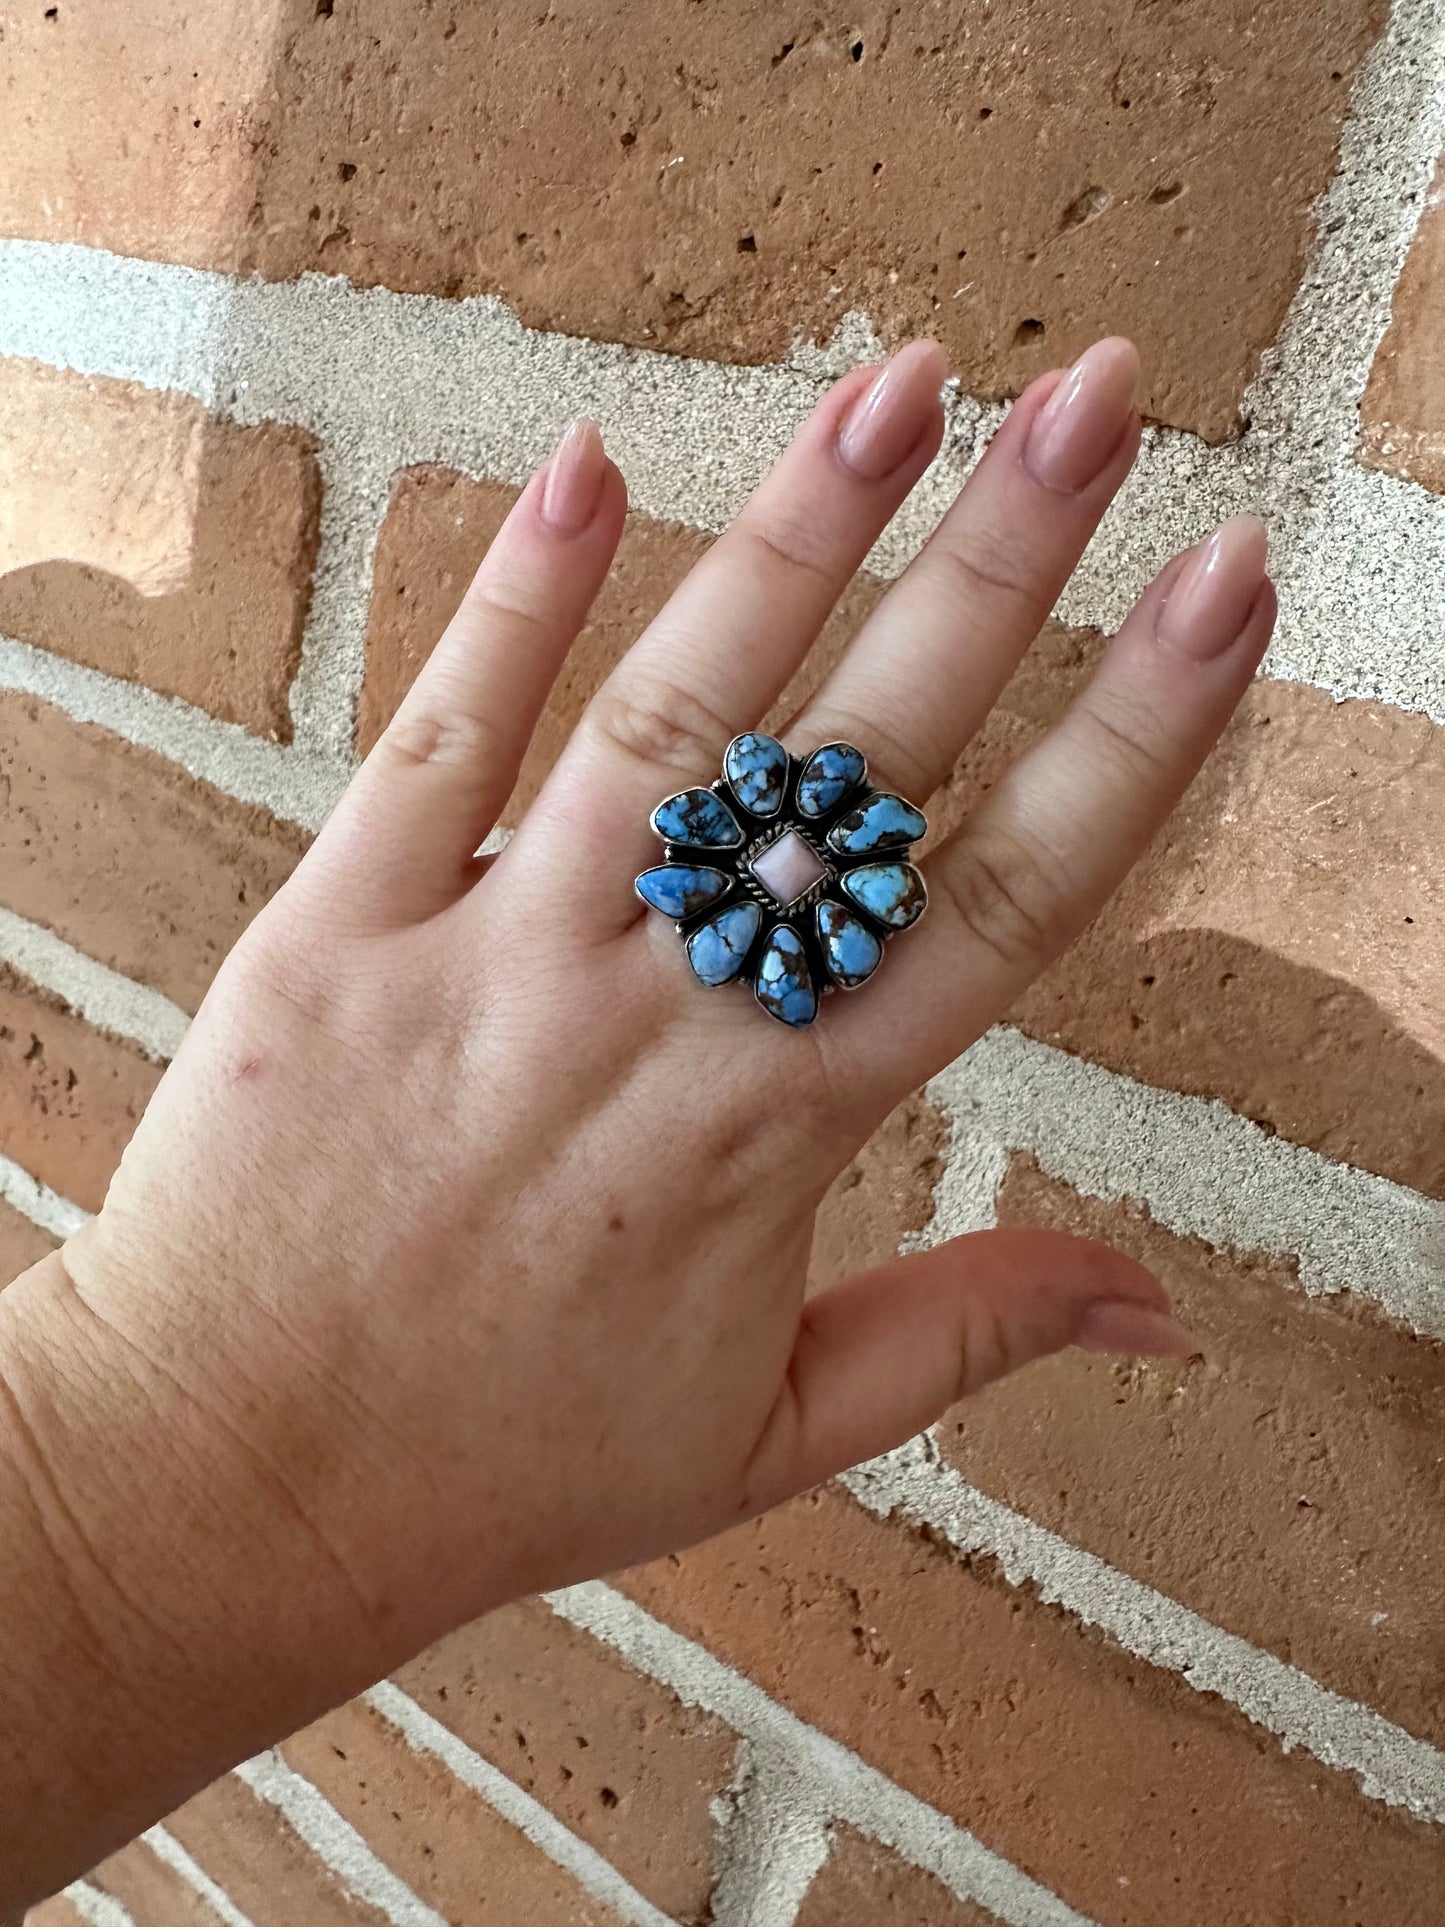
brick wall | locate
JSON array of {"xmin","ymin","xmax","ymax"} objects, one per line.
[{"xmin": 7, "ymin": 2, "xmax": 1445, "ymax": 1921}]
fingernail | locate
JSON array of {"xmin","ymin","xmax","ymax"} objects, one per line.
[
  {"xmin": 837, "ymin": 340, "xmax": 947, "ymax": 481},
  {"xmin": 1076, "ymin": 1300, "xmax": 1197, "ymax": 1359},
  {"xmin": 541, "ymin": 418, "xmax": 607, "ymax": 534},
  {"xmin": 1023, "ymin": 337, "xmax": 1139, "ymax": 492},
  {"xmin": 1157, "ymin": 514, "xmax": 1269, "ymax": 660}
]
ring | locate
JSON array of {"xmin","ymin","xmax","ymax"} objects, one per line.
[{"xmin": 635, "ymin": 734, "xmax": 928, "ymax": 1028}]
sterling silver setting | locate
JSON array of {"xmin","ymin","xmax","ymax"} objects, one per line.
[{"xmin": 635, "ymin": 735, "xmax": 928, "ymax": 1028}]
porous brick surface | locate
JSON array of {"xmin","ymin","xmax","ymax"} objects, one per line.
[{"xmin": 10, "ymin": 3, "xmax": 1445, "ymax": 1922}]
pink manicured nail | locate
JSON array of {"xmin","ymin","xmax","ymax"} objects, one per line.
[
  {"xmin": 1022, "ymin": 337, "xmax": 1140, "ymax": 492},
  {"xmin": 541, "ymin": 418, "xmax": 607, "ymax": 533},
  {"xmin": 837, "ymin": 340, "xmax": 948, "ymax": 481},
  {"xmin": 1157, "ymin": 515, "xmax": 1269, "ymax": 660},
  {"xmin": 1075, "ymin": 1300, "xmax": 1197, "ymax": 1359}
]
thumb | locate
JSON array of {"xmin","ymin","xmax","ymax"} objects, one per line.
[{"xmin": 744, "ymin": 1229, "xmax": 1193, "ymax": 1514}]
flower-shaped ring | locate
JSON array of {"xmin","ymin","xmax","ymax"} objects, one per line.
[{"xmin": 635, "ymin": 735, "xmax": 927, "ymax": 1028}]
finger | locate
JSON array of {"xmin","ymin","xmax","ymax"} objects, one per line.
[
  {"xmin": 786, "ymin": 338, "xmax": 1141, "ymax": 803},
  {"xmin": 532, "ymin": 342, "xmax": 948, "ymax": 923},
  {"xmin": 743, "ymin": 1229, "xmax": 1190, "ymax": 1512},
  {"xmin": 303, "ymin": 422, "xmax": 628, "ymax": 927},
  {"xmin": 836, "ymin": 514, "xmax": 1274, "ymax": 1093}
]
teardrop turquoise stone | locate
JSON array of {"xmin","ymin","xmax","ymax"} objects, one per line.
[
  {"xmin": 724, "ymin": 732, "xmax": 788, "ymax": 818},
  {"xmin": 841, "ymin": 862, "xmax": 927, "ymax": 930},
  {"xmin": 635, "ymin": 865, "xmax": 731, "ymax": 919},
  {"xmin": 753, "ymin": 923, "xmax": 818, "ymax": 1026},
  {"xmin": 816, "ymin": 899, "xmax": 883, "ymax": 988},
  {"xmin": 686, "ymin": 902, "xmax": 762, "ymax": 986},
  {"xmin": 651, "ymin": 788, "xmax": 743, "ymax": 848},
  {"xmin": 827, "ymin": 792, "xmax": 927, "ymax": 856},
  {"xmin": 796, "ymin": 742, "xmax": 866, "ymax": 818}
]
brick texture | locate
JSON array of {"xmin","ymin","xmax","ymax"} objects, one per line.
[
  {"xmin": 619, "ymin": 1489, "xmax": 1445, "ymax": 1926},
  {"xmin": 0, "ymin": 2, "xmax": 1386, "ymax": 438},
  {"xmin": 926, "ymin": 625, "xmax": 1445, "ymax": 1197},
  {"xmin": 74, "ymin": 1839, "xmax": 227, "ymax": 1927},
  {"xmin": 0, "ymin": 1201, "xmax": 56, "ymax": 1290},
  {"xmin": 941, "ymin": 1156, "xmax": 1445, "ymax": 1747},
  {"xmin": 0, "ymin": 359, "xmax": 320, "ymax": 736},
  {"xmin": 281, "ymin": 1700, "xmax": 628, "ymax": 1927},
  {"xmin": 0, "ymin": 692, "xmax": 308, "ymax": 1013},
  {"xmin": 0, "ymin": 966, "xmax": 161, "ymax": 1215},
  {"xmin": 392, "ymin": 1597, "xmax": 737, "ymax": 1925},
  {"xmin": 1359, "ymin": 158, "xmax": 1445, "ymax": 492},
  {"xmin": 798, "ymin": 1828, "xmax": 1003, "ymax": 1927}
]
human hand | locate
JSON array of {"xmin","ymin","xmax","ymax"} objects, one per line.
[{"xmin": 1, "ymin": 334, "xmax": 1273, "ymax": 1893}]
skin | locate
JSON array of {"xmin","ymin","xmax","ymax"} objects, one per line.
[{"xmin": 0, "ymin": 335, "xmax": 1276, "ymax": 1908}]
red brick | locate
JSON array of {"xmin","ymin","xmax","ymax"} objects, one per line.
[
  {"xmin": 0, "ymin": 1200, "xmax": 56, "ymax": 1290},
  {"xmin": 24, "ymin": 1898, "xmax": 88, "ymax": 1927},
  {"xmin": 1, "ymin": 3, "xmax": 1384, "ymax": 439},
  {"xmin": 940, "ymin": 1157, "xmax": 1445, "ymax": 1748},
  {"xmin": 85, "ymin": 1838, "xmax": 227, "ymax": 1927},
  {"xmin": 0, "ymin": 967, "xmax": 161, "ymax": 1215},
  {"xmin": 928, "ymin": 629, "xmax": 1445, "ymax": 1197},
  {"xmin": 620, "ymin": 1487, "xmax": 1445, "ymax": 1925},
  {"xmin": 798, "ymin": 1828, "xmax": 1002, "ymax": 1927},
  {"xmin": 807, "ymin": 1090, "xmax": 947, "ymax": 1298},
  {"xmin": 393, "ymin": 1596, "xmax": 736, "ymax": 1925},
  {"xmin": 1359, "ymin": 158, "xmax": 1445, "ymax": 492},
  {"xmin": 281, "ymin": 1699, "xmax": 628, "ymax": 1927},
  {"xmin": 162, "ymin": 1772, "xmax": 389, "ymax": 1927},
  {"xmin": 361, "ymin": 468, "xmax": 883, "ymax": 827},
  {"xmin": 0, "ymin": 360, "xmax": 319, "ymax": 737},
  {"xmin": 0, "ymin": 692, "xmax": 308, "ymax": 1013}
]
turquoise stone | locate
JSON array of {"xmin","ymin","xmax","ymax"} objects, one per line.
[
  {"xmin": 754, "ymin": 923, "xmax": 818, "ymax": 1027},
  {"xmin": 816, "ymin": 899, "xmax": 883, "ymax": 988},
  {"xmin": 652, "ymin": 788, "xmax": 743, "ymax": 848},
  {"xmin": 724, "ymin": 732, "xmax": 788, "ymax": 818},
  {"xmin": 796, "ymin": 742, "xmax": 866, "ymax": 818},
  {"xmin": 635, "ymin": 865, "xmax": 731, "ymax": 919},
  {"xmin": 827, "ymin": 792, "xmax": 927, "ymax": 856},
  {"xmin": 687, "ymin": 902, "xmax": 762, "ymax": 986},
  {"xmin": 841, "ymin": 862, "xmax": 927, "ymax": 930}
]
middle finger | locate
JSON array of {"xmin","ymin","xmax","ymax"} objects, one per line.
[{"xmin": 786, "ymin": 337, "xmax": 1142, "ymax": 806}]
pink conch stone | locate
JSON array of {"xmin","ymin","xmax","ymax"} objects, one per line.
[{"xmin": 750, "ymin": 829, "xmax": 829, "ymax": 906}]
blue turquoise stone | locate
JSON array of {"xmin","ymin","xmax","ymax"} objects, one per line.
[
  {"xmin": 724, "ymin": 732, "xmax": 788, "ymax": 818},
  {"xmin": 841, "ymin": 862, "xmax": 927, "ymax": 930},
  {"xmin": 816, "ymin": 899, "xmax": 883, "ymax": 988},
  {"xmin": 686, "ymin": 902, "xmax": 761, "ymax": 986},
  {"xmin": 635, "ymin": 865, "xmax": 731, "ymax": 919},
  {"xmin": 827, "ymin": 791, "xmax": 927, "ymax": 856},
  {"xmin": 754, "ymin": 923, "xmax": 818, "ymax": 1027},
  {"xmin": 651, "ymin": 787, "xmax": 743, "ymax": 848},
  {"xmin": 795, "ymin": 742, "xmax": 866, "ymax": 818}
]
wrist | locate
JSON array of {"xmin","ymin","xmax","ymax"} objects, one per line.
[{"xmin": 0, "ymin": 1246, "xmax": 390, "ymax": 1904}]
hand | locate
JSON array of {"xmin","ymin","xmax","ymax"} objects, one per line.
[{"xmin": 0, "ymin": 336, "xmax": 1273, "ymax": 1898}]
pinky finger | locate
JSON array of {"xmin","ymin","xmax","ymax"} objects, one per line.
[
  {"xmin": 845, "ymin": 514, "xmax": 1275, "ymax": 1093},
  {"xmin": 303, "ymin": 421, "xmax": 628, "ymax": 928}
]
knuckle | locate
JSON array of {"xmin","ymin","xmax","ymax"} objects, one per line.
[
  {"xmin": 930, "ymin": 531, "xmax": 1038, "ymax": 611},
  {"xmin": 382, "ymin": 702, "xmax": 500, "ymax": 774},
  {"xmin": 941, "ymin": 828, "xmax": 1068, "ymax": 971},
  {"xmin": 737, "ymin": 514, "xmax": 837, "ymax": 587},
  {"xmin": 1075, "ymin": 697, "xmax": 1175, "ymax": 788},
  {"xmin": 586, "ymin": 676, "xmax": 734, "ymax": 780}
]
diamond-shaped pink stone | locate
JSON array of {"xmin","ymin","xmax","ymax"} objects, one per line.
[{"xmin": 750, "ymin": 829, "xmax": 829, "ymax": 906}]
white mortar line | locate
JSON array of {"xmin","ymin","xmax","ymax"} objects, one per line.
[
  {"xmin": 61, "ymin": 1881, "xmax": 140, "ymax": 1927},
  {"xmin": 548, "ymin": 1581, "xmax": 1101, "ymax": 1927},
  {"xmin": 0, "ymin": 632, "xmax": 344, "ymax": 834},
  {"xmin": 844, "ymin": 1438, "xmax": 1445, "ymax": 1827},
  {"xmin": 0, "ymin": 1151, "xmax": 86, "ymax": 1240},
  {"xmin": 0, "ymin": 907, "xmax": 188, "ymax": 1063},
  {"xmin": 932, "ymin": 1027, "xmax": 1445, "ymax": 1340},
  {"xmin": 704, "ymin": 1742, "xmax": 832, "ymax": 1927},
  {"xmin": 233, "ymin": 1751, "xmax": 446, "ymax": 1927},
  {"xmin": 139, "ymin": 1824, "xmax": 258, "ymax": 1927},
  {"xmin": 364, "ymin": 1680, "xmax": 677, "ymax": 1927}
]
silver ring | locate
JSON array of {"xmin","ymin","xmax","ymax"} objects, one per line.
[{"xmin": 635, "ymin": 734, "xmax": 927, "ymax": 1028}]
